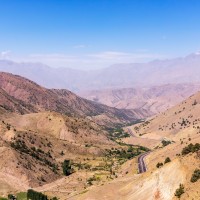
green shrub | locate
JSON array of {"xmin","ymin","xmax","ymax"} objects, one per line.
[
  {"xmin": 182, "ymin": 143, "xmax": 200, "ymax": 155},
  {"xmin": 0, "ymin": 197, "xmax": 8, "ymax": 200},
  {"xmin": 16, "ymin": 192, "xmax": 27, "ymax": 200},
  {"xmin": 164, "ymin": 157, "xmax": 171, "ymax": 164},
  {"xmin": 8, "ymin": 194, "xmax": 15, "ymax": 200},
  {"xmin": 156, "ymin": 162, "xmax": 163, "ymax": 168},
  {"xmin": 162, "ymin": 140, "xmax": 171, "ymax": 147},
  {"xmin": 191, "ymin": 169, "xmax": 200, "ymax": 183},
  {"xmin": 27, "ymin": 189, "xmax": 47, "ymax": 200},
  {"xmin": 174, "ymin": 184, "xmax": 184, "ymax": 198},
  {"xmin": 62, "ymin": 160, "xmax": 73, "ymax": 176}
]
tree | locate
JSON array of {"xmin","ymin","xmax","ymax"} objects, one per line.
[
  {"xmin": 27, "ymin": 189, "xmax": 48, "ymax": 200},
  {"xmin": 156, "ymin": 162, "xmax": 163, "ymax": 168},
  {"xmin": 62, "ymin": 160, "xmax": 72, "ymax": 176},
  {"xmin": 164, "ymin": 157, "xmax": 171, "ymax": 164},
  {"xmin": 162, "ymin": 140, "xmax": 171, "ymax": 147},
  {"xmin": 8, "ymin": 194, "xmax": 16, "ymax": 200},
  {"xmin": 174, "ymin": 184, "xmax": 184, "ymax": 198},
  {"xmin": 191, "ymin": 169, "xmax": 200, "ymax": 183}
]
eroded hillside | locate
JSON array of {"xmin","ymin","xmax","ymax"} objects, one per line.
[
  {"xmin": 72, "ymin": 91, "xmax": 200, "ymax": 200},
  {"xmin": 0, "ymin": 72, "xmax": 140, "ymax": 127}
]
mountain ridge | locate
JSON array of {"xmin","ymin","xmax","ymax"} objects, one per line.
[
  {"xmin": 1, "ymin": 53, "xmax": 200, "ymax": 91},
  {"xmin": 0, "ymin": 72, "xmax": 141, "ymax": 127},
  {"xmin": 79, "ymin": 83, "xmax": 200, "ymax": 116}
]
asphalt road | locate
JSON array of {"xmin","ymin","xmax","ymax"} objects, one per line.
[
  {"xmin": 138, "ymin": 152, "xmax": 149, "ymax": 173},
  {"xmin": 127, "ymin": 128, "xmax": 149, "ymax": 173}
]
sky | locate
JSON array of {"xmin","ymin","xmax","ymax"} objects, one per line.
[{"xmin": 0, "ymin": 0, "xmax": 200, "ymax": 69}]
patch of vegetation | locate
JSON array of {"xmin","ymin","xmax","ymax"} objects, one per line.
[
  {"xmin": 10, "ymin": 139, "xmax": 58, "ymax": 173},
  {"xmin": 181, "ymin": 143, "xmax": 200, "ymax": 155},
  {"xmin": 156, "ymin": 162, "xmax": 163, "ymax": 168},
  {"xmin": 27, "ymin": 189, "xmax": 47, "ymax": 200},
  {"xmin": 6, "ymin": 191, "xmax": 58, "ymax": 200},
  {"xmin": 105, "ymin": 145, "xmax": 148, "ymax": 163},
  {"xmin": 108, "ymin": 128, "xmax": 130, "ymax": 140},
  {"xmin": 73, "ymin": 162, "xmax": 91, "ymax": 170},
  {"xmin": 162, "ymin": 140, "xmax": 171, "ymax": 147},
  {"xmin": 87, "ymin": 175, "xmax": 100, "ymax": 185},
  {"xmin": 62, "ymin": 160, "xmax": 73, "ymax": 176},
  {"xmin": 16, "ymin": 192, "xmax": 27, "ymax": 200},
  {"xmin": 8, "ymin": 194, "xmax": 16, "ymax": 200},
  {"xmin": 191, "ymin": 169, "xmax": 200, "ymax": 183},
  {"xmin": 156, "ymin": 157, "xmax": 171, "ymax": 168},
  {"xmin": 164, "ymin": 157, "xmax": 171, "ymax": 164},
  {"xmin": 174, "ymin": 184, "xmax": 184, "ymax": 198}
]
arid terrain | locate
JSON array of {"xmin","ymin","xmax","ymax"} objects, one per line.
[
  {"xmin": 79, "ymin": 83, "xmax": 200, "ymax": 116},
  {"xmin": 0, "ymin": 72, "xmax": 145, "ymax": 127},
  {"xmin": 72, "ymin": 88, "xmax": 200, "ymax": 200},
  {"xmin": 1, "ymin": 1, "xmax": 200, "ymax": 199},
  {"xmin": 0, "ymin": 72, "xmax": 149, "ymax": 199},
  {"xmin": 1, "ymin": 73, "xmax": 200, "ymax": 200}
]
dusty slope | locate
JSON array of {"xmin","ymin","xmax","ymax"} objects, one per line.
[
  {"xmin": 1, "ymin": 110, "xmax": 150, "ymax": 199},
  {"xmin": 0, "ymin": 72, "xmax": 141, "ymax": 127},
  {"xmin": 80, "ymin": 83, "xmax": 200, "ymax": 116},
  {"xmin": 130, "ymin": 90, "xmax": 200, "ymax": 144},
  {"xmin": 0, "ymin": 111, "xmax": 116, "ymax": 195},
  {"xmin": 72, "ymin": 158, "xmax": 185, "ymax": 200},
  {"xmin": 72, "ymin": 125, "xmax": 200, "ymax": 200},
  {"xmin": 72, "ymin": 90, "xmax": 200, "ymax": 200}
]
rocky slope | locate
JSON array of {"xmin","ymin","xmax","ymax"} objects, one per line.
[
  {"xmin": 0, "ymin": 72, "xmax": 142, "ymax": 127},
  {"xmin": 80, "ymin": 83, "xmax": 200, "ymax": 116},
  {"xmin": 72, "ymin": 90, "xmax": 200, "ymax": 200},
  {"xmin": 0, "ymin": 111, "xmax": 115, "ymax": 195},
  {"xmin": 130, "ymin": 90, "xmax": 200, "ymax": 142}
]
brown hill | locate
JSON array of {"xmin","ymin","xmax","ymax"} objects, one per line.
[
  {"xmin": 130, "ymin": 90, "xmax": 200, "ymax": 143},
  {"xmin": 72, "ymin": 91, "xmax": 200, "ymax": 200},
  {"xmin": 0, "ymin": 110, "xmax": 150, "ymax": 199},
  {"xmin": 0, "ymin": 111, "xmax": 116, "ymax": 195},
  {"xmin": 0, "ymin": 72, "xmax": 141, "ymax": 127},
  {"xmin": 80, "ymin": 83, "xmax": 200, "ymax": 117}
]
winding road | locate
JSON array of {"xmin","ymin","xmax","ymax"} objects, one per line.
[
  {"xmin": 138, "ymin": 152, "xmax": 149, "ymax": 173},
  {"xmin": 127, "ymin": 128, "xmax": 149, "ymax": 173}
]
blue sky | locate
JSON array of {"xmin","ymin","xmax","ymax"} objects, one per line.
[{"xmin": 0, "ymin": 0, "xmax": 200, "ymax": 69}]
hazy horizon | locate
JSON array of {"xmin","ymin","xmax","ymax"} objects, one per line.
[{"xmin": 0, "ymin": 51, "xmax": 199, "ymax": 71}]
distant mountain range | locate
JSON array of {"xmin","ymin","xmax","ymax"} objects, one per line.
[
  {"xmin": 0, "ymin": 53, "xmax": 200, "ymax": 92},
  {"xmin": 79, "ymin": 83, "xmax": 200, "ymax": 116}
]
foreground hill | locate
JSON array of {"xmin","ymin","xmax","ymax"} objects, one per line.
[
  {"xmin": 0, "ymin": 72, "xmax": 142, "ymax": 127},
  {"xmin": 0, "ymin": 111, "xmax": 149, "ymax": 198},
  {"xmin": 73, "ymin": 139, "xmax": 200, "ymax": 200},
  {"xmin": 0, "ymin": 111, "xmax": 114, "ymax": 194},
  {"xmin": 1, "ymin": 53, "xmax": 200, "ymax": 91},
  {"xmin": 130, "ymin": 90, "xmax": 200, "ymax": 143},
  {"xmin": 79, "ymin": 83, "xmax": 200, "ymax": 116},
  {"xmin": 72, "ymin": 91, "xmax": 200, "ymax": 200}
]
